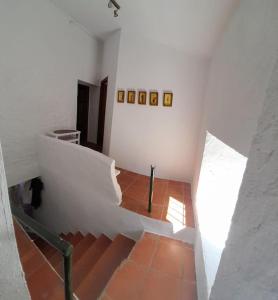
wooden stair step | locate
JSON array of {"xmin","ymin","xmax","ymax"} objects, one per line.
[
  {"xmin": 72, "ymin": 233, "xmax": 96, "ymax": 264},
  {"xmin": 64, "ymin": 232, "xmax": 73, "ymax": 240},
  {"xmin": 47, "ymin": 233, "xmax": 76, "ymax": 269},
  {"xmin": 65, "ymin": 232, "xmax": 84, "ymax": 246},
  {"xmin": 27, "ymin": 261, "xmax": 65, "ymax": 300},
  {"xmin": 14, "ymin": 222, "xmax": 45, "ymax": 278},
  {"xmin": 60, "ymin": 233, "xmax": 67, "ymax": 239},
  {"xmin": 14, "ymin": 221, "xmax": 64, "ymax": 299},
  {"xmin": 76, "ymin": 234, "xmax": 135, "ymax": 300},
  {"xmin": 14, "ymin": 222, "xmax": 33, "ymax": 257},
  {"xmin": 46, "ymin": 231, "xmax": 83, "ymax": 269},
  {"xmin": 73, "ymin": 234, "xmax": 112, "ymax": 289},
  {"xmin": 21, "ymin": 249, "xmax": 46, "ymax": 279},
  {"xmin": 48, "ymin": 251, "xmax": 64, "ymax": 271},
  {"xmin": 102, "ymin": 232, "xmax": 197, "ymax": 300},
  {"xmin": 48, "ymin": 232, "xmax": 83, "ymax": 268},
  {"xmin": 34, "ymin": 238, "xmax": 57, "ymax": 259},
  {"xmin": 46, "ymin": 284, "xmax": 67, "ymax": 300},
  {"xmin": 50, "ymin": 233, "xmax": 96, "ymax": 275}
]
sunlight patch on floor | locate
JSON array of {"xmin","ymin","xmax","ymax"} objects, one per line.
[{"xmin": 166, "ymin": 197, "xmax": 186, "ymax": 232}]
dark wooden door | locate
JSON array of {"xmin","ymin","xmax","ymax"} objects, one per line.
[
  {"xmin": 97, "ymin": 77, "xmax": 108, "ymax": 151},
  {"xmin": 77, "ymin": 84, "xmax": 90, "ymax": 145}
]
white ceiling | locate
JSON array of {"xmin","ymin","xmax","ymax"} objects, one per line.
[{"xmin": 50, "ymin": 0, "xmax": 239, "ymax": 57}]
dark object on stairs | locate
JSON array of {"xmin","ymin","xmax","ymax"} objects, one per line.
[{"xmin": 30, "ymin": 177, "xmax": 44, "ymax": 209}]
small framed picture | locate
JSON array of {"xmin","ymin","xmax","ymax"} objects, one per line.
[
  {"xmin": 149, "ymin": 91, "xmax": 159, "ymax": 106},
  {"xmin": 117, "ymin": 90, "xmax": 125, "ymax": 103},
  {"xmin": 138, "ymin": 91, "xmax": 147, "ymax": 105},
  {"xmin": 127, "ymin": 91, "xmax": 136, "ymax": 104},
  {"xmin": 163, "ymin": 92, "xmax": 173, "ymax": 107}
]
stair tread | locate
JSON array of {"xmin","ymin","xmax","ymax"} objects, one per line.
[
  {"xmin": 73, "ymin": 234, "xmax": 112, "ymax": 289},
  {"xmin": 27, "ymin": 261, "xmax": 64, "ymax": 300},
  {"xmin": 14, "ymin": 221, "xmax": 64, "ymax": 299},
  {"xmin": 25, "ymin": 232, "xmax": 81, "ymax": 256},
  {"xmin": 76, "ymin": 234, "xmax": 135, "ymax": 300},
  {"xmin": 50, "ymin": 233, "xmax": 96, "ymax": 274},
  {"xmin": 14, "ymin": 222, "xmax": 46, "ymax": 278},
  {"xmin": 102, "ymin": 232, "xmax": 197, "ymax": 300},
  {"xmin": 34, "ymin": 238, "xmax": 57, "ymax": 259},
  {"xmin": 66, "ymin": 232, "xmax": 84, "ymax": 246},
  {"xmin": 72, "ymin": 233, "xmax": 96, "ymax": 264},
  {"xmin": 47, "ymin": 231, "xmax": 83, "ymax": 267},
  {"xmin": 14, "ymin": 223, "xmax": 34, "ymax": 258},
  {"xmin": 48, "ymin": 251, "xmax": 64, "ymax": 269},
  {"xmin": 22, "ymin": 249, "xmax": 46, "ymax": 279},
  {"xmin": 60, "ymin": 233, "xmax": 67, "ymax": 239},
  {"xmin": 46, "ymin": 233, "xmax": 77, "ymax": 269}
]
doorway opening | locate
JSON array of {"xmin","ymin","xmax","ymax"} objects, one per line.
[
  {"xmin": 76, "ymin": 78, "xmax": 108, "ymax": 153},
  {"xmin": 77, "ymin": 83, "xmax": 89, "ymax": 146},
  {"xmin": 97, "ymin": 77, "xmax": 108, "ymax": 152}
]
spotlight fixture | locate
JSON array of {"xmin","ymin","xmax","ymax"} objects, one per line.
[{"xmin": 107, "ymin": 0, "xmax": 120, "ymax": 17}]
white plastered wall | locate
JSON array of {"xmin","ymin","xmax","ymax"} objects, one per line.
[
  {"xmin": 36, "ymin": 135, "xmax": 195, "ymax": 244},
  {"xmin": 211, "ymin": 47, "xmax": 278, "ymax": 300},
  {"xmin": 0, "ymin": 0, "xmax": 102, "ymax": 187},
  {"xmin": 109, "ymin": 31, "xmax": 209, "ymax": 182},
  {"xmin": 0, "ymin": 141, "xmax": 30, "ymax": 300},
  {"xmin": 192, "ymin": 0, "xmax": 278, "ymax": 298}
]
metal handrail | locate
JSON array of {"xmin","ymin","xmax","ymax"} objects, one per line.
[
  {"xmin": 148, "ymin": 165, "xmax": 155, "ymax": 213},
  {"xmin": 11, "ymin": 205, "xmax": 73, "ymax": 300}
]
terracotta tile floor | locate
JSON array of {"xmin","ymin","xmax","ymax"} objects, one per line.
[
  {"xmin": 117, "ymin": 168, "xmax": 195, "ymax": 229},
  {"xmin": 102, "ymin": 232, "xmax": 197, "ymax": 300}
]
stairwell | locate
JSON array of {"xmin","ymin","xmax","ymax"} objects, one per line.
[{"xmin": 15, "ymin": 221, "xmax": 197, "ymax": 300}]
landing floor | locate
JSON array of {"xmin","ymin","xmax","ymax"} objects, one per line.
[
  {"xmin": 102, "ymin": 232, "xmax": 197, "ymax": 300},
  {"xmin": 117, "ymin": 169, "xmax": 195, "ymax": 229}
]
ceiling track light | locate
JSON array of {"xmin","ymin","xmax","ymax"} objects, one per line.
[{"xmin": 107, "ymin": 0, "xmax": 120, "ymax": 17}]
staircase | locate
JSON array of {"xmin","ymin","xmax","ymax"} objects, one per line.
[
  {"xmin": 15, "ymin": 222, "xmax": 197, "ymax": 300},
  {"xmin": 14, "ymin": 222, "xmax": 135, "ymax": 300}
]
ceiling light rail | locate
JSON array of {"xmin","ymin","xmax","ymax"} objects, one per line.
[{"xmin": 107, "ymin": 0, "xmax": 120, "ymax": 17}]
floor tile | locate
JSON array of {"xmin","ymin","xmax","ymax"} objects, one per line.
[
  {"xmin": 183, "ymin": 249, "xmax": 196, "ymax": 283},
  {"xmin": 139, "ymin": 270, "xmax": 181, "ymax": 300},
  {"xmin": 137, "ymin": 204, "xmax": 164, "ymax": 221},
  {"xmin": 168, "ymin": 182, "xmax": 185, "ymax": 195},
  {"xmin": 118, "ymin": 168, "xmax": 195, "ymax": 228},
  {"xmin": 159, "ymin": 236, "xmax": 186, "ymax": 247},
  {"xmin": 105, "ymin": 261, "xmax": 147, "ymax": 300},
  {"xmin": 151, "ymin": 239, "xmax": 186, "ymax": 278},
  {"xmin": 125, "ymin": 186, "xmax": 148, "ymax": 201},
  {"xmin": 102, "ymin": 232, "xmax": 196, "ymax": 300},
  {"xmin": 180, "ymin": 280, "xmax": 197, "ymax": 300},
  {"xmin": 129, "ymin": 235, "xmax": 158, "ymax": 268},
  {"xmin": 143, "ymin": 232, "xmax": 160, "ymax": 241}
]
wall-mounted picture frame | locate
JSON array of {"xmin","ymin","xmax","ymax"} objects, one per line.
[
  {"xmin": 127, "ymin": 90, "xmax": 136, "ymax": 104},
  {"xmin": 138, "ymin": 91, "xmax": 147, "ymax": 105},
  {"xmin": 149, "ymin": 91, "xmax": 159, "ymax": 106},
  {"xmin": 163, "ymin": 92, "xmax": 173, "ymax": 107},
  {"xmin": 117, "ymin": 90, "xmax": 125, "ymax": 103}
]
